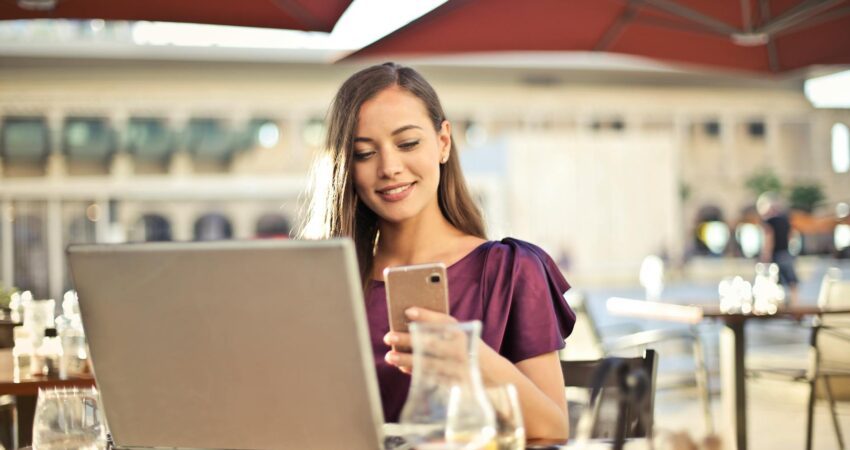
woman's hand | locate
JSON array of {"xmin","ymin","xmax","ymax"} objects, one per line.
[
  {"xmin": 383, "ymin": 307, "xmax": 457, "ymax": 374},
  {"xmin": 384, "ymin": 307, "xmax": 569, "ymax": 439}
]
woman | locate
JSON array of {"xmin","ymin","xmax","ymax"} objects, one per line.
[{"xmin": 303, "ymin": 62, "xmax": 575, "ymax": 440}]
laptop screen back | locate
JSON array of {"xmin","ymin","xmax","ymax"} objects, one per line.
[{"xmin": 67, "ymin": 239, "xmax": 384, "ymax": 450}]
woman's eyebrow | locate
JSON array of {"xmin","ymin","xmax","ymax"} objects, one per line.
[
  {"xmin": 353, "ymin": 125, "xmax": 423, "ymax": 143},
  {"xmin": 391, "ymin": 124, "xmax": 422, "ymax": 135}
]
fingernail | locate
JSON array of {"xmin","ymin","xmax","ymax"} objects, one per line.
[
  {"xmin": 385, "ymin": 352, "xmax": 399, "ymax": 364},
  {"xmin": 405, "ymin": 308, "xmax": 419, "ymax": 319},
  {"xmin": 384, "ymin": 333, "xmax": 398, "ymax": 345}
]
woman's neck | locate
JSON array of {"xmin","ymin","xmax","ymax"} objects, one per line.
[{"xmin": 375, "ymin": 209, "xmax": 462, "ymax": 268}]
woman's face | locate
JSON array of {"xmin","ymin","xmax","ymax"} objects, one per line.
[{"xmin": 351, "ymin": 86, "xmax": 451, "ymax": 225}]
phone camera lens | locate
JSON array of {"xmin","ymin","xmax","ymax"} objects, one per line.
[{"xmin": 429, "ymin": 274, "xmax": 441, "ymax": 283}]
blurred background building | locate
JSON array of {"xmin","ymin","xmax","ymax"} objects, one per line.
[{"xmin": 0, "ymin": 17, "xmax": 849, "ymax": 303}]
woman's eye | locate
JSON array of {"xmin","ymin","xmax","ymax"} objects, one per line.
[
  {"xmin": 398, "ymin": 140, "xmax": 419, "ymax": 150},
  {"xmin": 353, "ymin": 151, "xmax": 375, "ymax": 161}
]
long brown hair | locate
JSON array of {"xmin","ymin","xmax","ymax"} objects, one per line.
[{"xmin": 300, "ymin": 62, "xmax": 486, "ymax": 284}]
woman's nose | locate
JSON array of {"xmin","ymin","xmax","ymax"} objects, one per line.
[{"xmin": 378, "ymin": 150, "xmax": 403, "ymax": 178}]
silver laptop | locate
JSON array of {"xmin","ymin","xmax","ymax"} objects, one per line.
[{"xmin": 67, "ymin": 239, "xmax": 386, "ymax": 450}]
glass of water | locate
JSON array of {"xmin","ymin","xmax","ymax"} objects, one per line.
[
  {"xmin": 32, "ymin": 387, "xmax": 107, "ymax": 450},
  {"xmin": 485, "ymin": 384, "xmax": 525, "ymax": 450}
]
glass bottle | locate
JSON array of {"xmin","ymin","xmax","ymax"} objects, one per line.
[
  {"xmin": 400, "ymin": 320, "xmax": 496, "ymax": 450},
  {"xmin": 57, "ymin": 291, "xmax": 89, "ymax": 378}
]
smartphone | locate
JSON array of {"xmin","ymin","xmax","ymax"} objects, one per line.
[{"xmin": 383, "ymin": 262, "xmax": 450, "ymax": 336}]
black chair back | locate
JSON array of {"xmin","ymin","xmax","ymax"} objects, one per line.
[{"xmin": 561, "ymin": 349, "xmax": 658, "ymax": 442}]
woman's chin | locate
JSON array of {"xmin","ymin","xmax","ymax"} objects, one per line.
[{"xmin": 376, "ymin": 207, "xmax": 421, "ymax": 225}]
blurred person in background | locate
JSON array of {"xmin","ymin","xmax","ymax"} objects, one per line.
[
  {"xmin": 758, "ymin": 191, "xmax": 799, "ymax": 306},
  {"xmin": 302, "ymin": 62, "xmax": 575, "ymax": 440}
]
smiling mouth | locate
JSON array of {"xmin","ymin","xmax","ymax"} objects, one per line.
[{"xmin": 377, "ymin": 183, "xmax": 415, "ymax": 195}]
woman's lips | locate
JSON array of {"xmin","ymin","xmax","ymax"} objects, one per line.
[{"xmin": 377, "ymin": 182, "xmax": 415, "ymax": 202}]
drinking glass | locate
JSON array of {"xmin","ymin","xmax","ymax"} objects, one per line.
[
  {"xmin": 485, "ymin": 384, "xmax": 525, "ymax": 450},
  {"xmin": 32, "ymin": 387, "xmax": 107, "ymax": 450}
]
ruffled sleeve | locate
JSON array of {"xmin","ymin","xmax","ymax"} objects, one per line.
[{"xmin": 479, "ymin": 238, "xmax": 576, "ymax": 363}]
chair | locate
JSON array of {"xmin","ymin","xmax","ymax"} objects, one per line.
[
  {"xmin": 569, "ymin": 291, "xmax": 713, "ymax": 434},
  {"xmin": 561, "ymin": 349, "xmax": 658, "ymax": 441},
  {"xmin": 807, "ymin": 269, "xmax": 850, "ymax": 450},
  {"xmin": 748, "ymin": 268, "xmax": 850, "ymax": 450}
]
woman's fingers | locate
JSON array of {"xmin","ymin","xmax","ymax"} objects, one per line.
[
  {"xmin": 383, "ymin": 331, "xmax": 411, "ymax": 349},
  {"xmin": 405, "ymin": 307, "xmax": 457, "ymax": 323},
  {"xmin": 385, "ymin": 350, "xmax": 413, "ymax": 371},
  {"xmin": 384, "ymin": 309, "xmax": 461, "ymax": 375}
]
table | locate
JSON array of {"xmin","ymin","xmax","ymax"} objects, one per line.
[
  {"xmin": 0, "ymin": 348, "xmax": 95, "ymax": 448},
  {"xmin": 0, "ymin": 348, "xmax": 96, "ymax": 395},
  {"xmin": 606, "ymin": 298, "xmax": 850, "ymax": 450}
]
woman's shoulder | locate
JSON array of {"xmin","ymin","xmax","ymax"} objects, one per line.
[
  {"xmin": 471, "ymin": 238, "xmax": 566, "ymax": 287},
  {"xmin": 481, "ymin": 238, "xmax": 558, "ymax": 267}
]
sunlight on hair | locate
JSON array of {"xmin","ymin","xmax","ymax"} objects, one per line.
[{"xmin": 302, "ymin": 153, "xmax": 335, "ymax": 239}]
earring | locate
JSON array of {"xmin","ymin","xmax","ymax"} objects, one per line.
[{"xmin": 441, "ymin": 155, "xmax": 449, "ymax": 164}]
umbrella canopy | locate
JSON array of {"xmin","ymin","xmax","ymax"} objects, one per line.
[
  {"xmin": 1, "ymin": 0, "xmax": 352, "ymax": 32},
  {"xmin": 345, "ymin": 0, "xmax": 850, "ymax": 73}
]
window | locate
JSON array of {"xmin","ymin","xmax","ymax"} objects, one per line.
[
  {"xmin": 63, "ymin": 201, "xmax": 99, "ymax": 292},
  {"xmin": 131, "ymin": 214, "xmax": 172, "ymax": 242},
  {"xmin": 832, "ymin": 123, "xmax": 849, "ymax": 173},
  {"xmin": 255, "ymin": 213, "xmax": 291, "ymax": 239},
  {"xmin": 1, "ymin": 117, "xmax": 48, "ymax": 163},
  {"xmin": 12, "ymin": 202, "xmax": 49, "ymax": 298},
  {"xmin": 187, "ymin": 118, "xmax": 232, "ymax": 162},
  {"xmin": 126, "ymin": 118, "xmax": 173, "ymax": 162},
  {"xmin": 64, "ymin": 117, "xmax": 114, "ymax": 161},
  {"xmin": 194, "ymin": 213, "xmax": 233, "ymax": 241},
  {"xmin": 302, "ymin": 118, "xmax": 326, "ymax": 148},
  {"xmin": 703, "ymin": 121, "xmax": 721, "ymax": 137},
  {"xmin": 241, "ymin": 119, "xmax": 280, "ymax": 150}
]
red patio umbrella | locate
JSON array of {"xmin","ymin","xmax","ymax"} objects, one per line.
[
  {"xmin": 1, "ymin": 0, "xmax": 352, "ymax": 32},
  {"xmin": 344, "ymin": 0, "xmax": 850, "ymax": 73}
]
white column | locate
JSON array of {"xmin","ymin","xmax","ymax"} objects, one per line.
[
  {"xmin": 109, "ymin": 111, "xmax": 134, "ymax": 179},
  {"xmin": 575, "ymin": 111, "xmax": 594, "ymax": 141},
  {"xmin": 0, "ymin": 111, "xmax": 6, "ymax": 179},
  {"xmin": 765, "ymin": 114, "xmax": 781, "ymax": 174},
  {"xmin": 170, "ymin": 204, "xmax": 194, "ymax": 242},
  {"xmin": 45, "ymin": 110, "xmax": 67, "ymax": 179},
  {"xmin": 669, "ymin": 114, "xmax": 689, "ymax": 264},
  {"xmin": 625, "ymin": 113, "xmax": 642, "ymax": 141},
  {"xmin": 1, "ymin": 199, "xmax": 13, "ymax": 287},
  {"xmin": 720, "ymin": 114, "xmax": 737, "ymax": 181},
  {"xmin": 230, "ymin": 203, "xmax": 256, "ymax": 240},
  {"xmin": 225, "ymin": 113, "xmax": 251, "ymax": 173},
  {"xmin": 46, "ymin": 198, "xmax": 64, "ymax": 302},
  {"xmin": 810, "ymin": 114, "xmax": 830, "ymax": 177},
  {"xmin": 288, "ymin": 112, "xmax": 307, "ymax": 170},
  {"xmin": 94, "ymin": 198, "xmax": 110, "ymax": 243},
  {"xmin": 167, "ymin": 113, "xmax": 193, "ymax": 177}
]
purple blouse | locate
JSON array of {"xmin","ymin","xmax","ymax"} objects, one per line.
[{"xmin": 366, "ymin": 238, "xmax": 576, "ymax": 422}]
